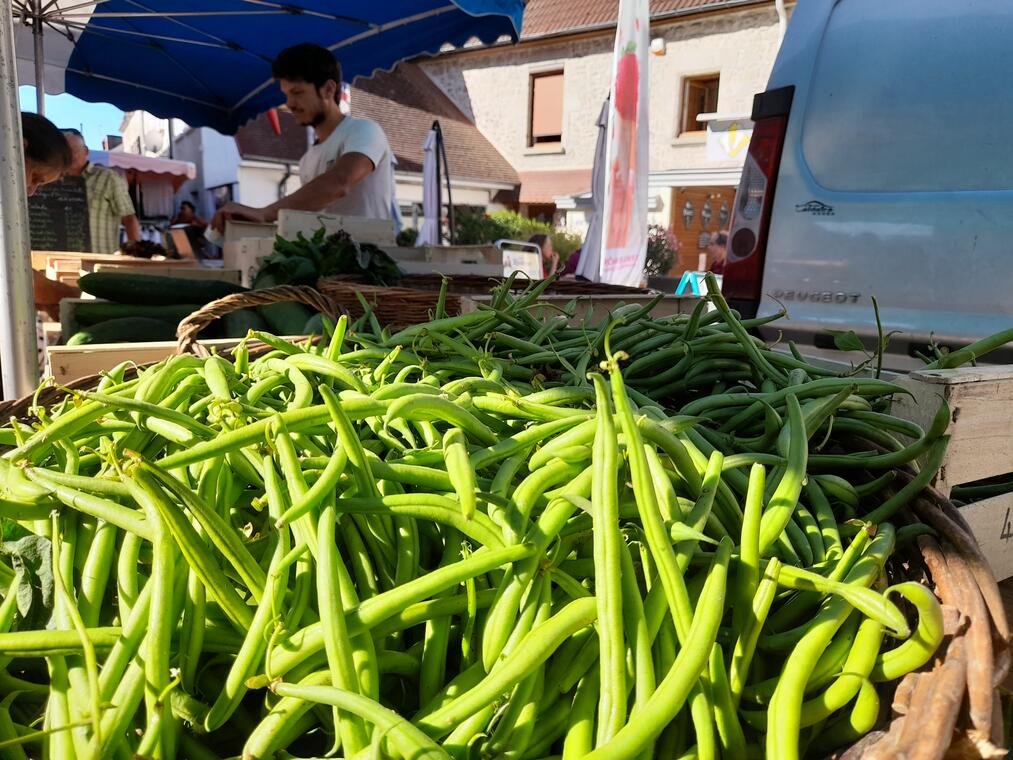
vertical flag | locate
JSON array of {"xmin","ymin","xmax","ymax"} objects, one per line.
[{"xmin": 598, "ymin": 0, "xmax": 649, "ymax": 286}]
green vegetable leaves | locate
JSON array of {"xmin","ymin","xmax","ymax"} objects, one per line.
[
  {"xmin": 1, "ymin": 534, "xmax": 54, "ymax": 630},
  {"xmin": 254, "ymin": 229, "xmax": 403, "ymax": 290}
]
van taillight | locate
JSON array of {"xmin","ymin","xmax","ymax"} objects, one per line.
[{"xmin": 724, "ymin": 87, "xmax": 793, "ymax": 305}]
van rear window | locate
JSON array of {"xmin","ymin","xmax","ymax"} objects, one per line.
[{"xmin": 802, "ymin": 0, "xmax": 1013, "ymax": 192}]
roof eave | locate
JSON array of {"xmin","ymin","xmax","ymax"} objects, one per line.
[{"xmin": 434, "ymin": 0, "xmax": 784, "ymax": 55}]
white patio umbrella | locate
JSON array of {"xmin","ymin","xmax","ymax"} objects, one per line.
[
  {"xmin": 576, "ymin": 98, "xmax": 609, "ymax": 282},
  {"xmin": 417, "ymin": 126, "xmax": 441, "ymax": 246}
]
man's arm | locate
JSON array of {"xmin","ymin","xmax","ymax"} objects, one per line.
[
  {"xmin": 268, "ymin": 152, "xmax": 375, "ymax": 216},
  {"xmin": 108, "ymin": 172, "xmax": 141, "ymax": 242},
  {"xmin": 212, "ymin": 152, "xmax": 375, "ymax": 231},
  {"xmin": 122, "ymin": 214, "xmax": 141, "ymax": 242}
]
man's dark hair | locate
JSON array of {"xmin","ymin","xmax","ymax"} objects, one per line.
[
  {"xmin": 180, "ymin": 200, "xmax": 196, "ymax": 212},
  {"xmin": 272, "ymin": 43, "xmax": 341, "ymax": 100},
  {"xmin": 22, "ymin": 113, "xmax": 72, "ymax": 169}
]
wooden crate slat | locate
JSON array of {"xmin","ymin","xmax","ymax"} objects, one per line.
[{"xmin": 892, "ymin": 366, "xmax": 1013, "ymax": 494}]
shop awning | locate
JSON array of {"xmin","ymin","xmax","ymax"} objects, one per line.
[{"xmin": 89, "ymin": 150, "xmax": 197, "ymax": 190}]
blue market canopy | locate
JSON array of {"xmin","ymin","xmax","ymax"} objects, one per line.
[{"xmin": 13, "ymin": 0, "xmax": 523, "ymax": 134}]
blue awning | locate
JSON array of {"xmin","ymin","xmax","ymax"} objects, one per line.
[{"xmin": 16, "ymin": 1, "xmax": 524, "ymax": 134}]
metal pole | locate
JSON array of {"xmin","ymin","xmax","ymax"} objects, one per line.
[
  {"xmin": 32, "ymin": 0, "xmax": 45, "ymax": 114},
  {"xmin": 167, "ymin": 118, "xmax": 175, "ymax": 158},
  {"xmin": 0, "ymin": 0, "xmax": 40, "ymax": 399}
]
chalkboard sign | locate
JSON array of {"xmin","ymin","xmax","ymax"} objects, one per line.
[{"xmin": 28, "ymin": 176, "xmax": 91, "ymax": 252}]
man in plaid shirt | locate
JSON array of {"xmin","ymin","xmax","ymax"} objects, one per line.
[{"xmin": 63, "ymin": 129, "xmax": 141, "ymax": 253}]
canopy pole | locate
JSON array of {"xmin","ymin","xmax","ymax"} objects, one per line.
[
  {"xmin": 32, "ymin": 0, "xmax": 44, "ymax": 114},
  {"xmin": 0, "ymin": 3, "xmax": 40, "ymax": 399}
]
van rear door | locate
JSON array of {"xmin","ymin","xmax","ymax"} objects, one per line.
[{"xmin": 748, "ymin": 0, "xmax": 1013, "ymax": 367}]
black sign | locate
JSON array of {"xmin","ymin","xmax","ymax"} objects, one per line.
[{"xmin": 28, "ymin": 176, "xmax": 91, "ymax": 252}]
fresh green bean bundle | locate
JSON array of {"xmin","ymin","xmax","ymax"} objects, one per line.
[{"xmin": 0, "ymin": 277, "xmax": 974, "ymax": 759}]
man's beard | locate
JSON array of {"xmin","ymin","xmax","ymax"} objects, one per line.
[{"xmin": 305, "ymin": 107, "xmax": 326, "ymax": 128}]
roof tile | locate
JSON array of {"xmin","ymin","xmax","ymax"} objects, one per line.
[{"xmin": 522, "ymin": 0, "xmax": 766, "ymax": 38}]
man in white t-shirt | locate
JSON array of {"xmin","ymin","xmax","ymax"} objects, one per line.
[{"xmin": 212, "ymin": 43, "xmax": 393, "ymax": 230}]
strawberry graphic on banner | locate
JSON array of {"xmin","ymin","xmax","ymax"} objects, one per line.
[{"xmin": 599, "ymin": 0, "xmax": 649, "ymax": 286}]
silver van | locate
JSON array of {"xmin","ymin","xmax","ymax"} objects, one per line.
[{"xmin": 725, "ymin": 0, "xmax": 1013, "ymax": 369}]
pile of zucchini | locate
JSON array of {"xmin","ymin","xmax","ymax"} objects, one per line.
[{"xmin": 68, "ymin": 273, "xmax": 317, "ymax": 346}]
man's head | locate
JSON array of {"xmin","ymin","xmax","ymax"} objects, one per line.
[
  {"xmin": 707, "ymin": 230, "xmax": 728, "ymax": 258},
  {"xmin": 62, "ymin": 128, "xmax": 89, "ymax": 175},
  {"xmin": 178, "ymin": 200, "xmax": 196, "ymax": 221},
  {"xmin": 272, "ymin": 43, "xmax": 341, "ymax": 127},
  {"xmin": 21, "ymin": 113, "xmax": 71, "ymax": 196}
]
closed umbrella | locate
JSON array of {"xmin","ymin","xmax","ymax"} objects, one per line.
[
  {"xmin": 576, "ymin": 98, "xmax": 609, "ymax": 281},
  {"xmin": 0, "ymin": 0, "xmax": 525, "ymax": 398},
  {"xmin": 417, "ymin": 126, "xmax": 441, "ymax": 246}
]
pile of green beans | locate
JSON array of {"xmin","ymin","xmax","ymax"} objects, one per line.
[{"xmin": 0, "ymin": 275, "xmax": 958, "ymax": 759}]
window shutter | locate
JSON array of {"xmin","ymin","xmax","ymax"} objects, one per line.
[{"xmin": 531, "ymin": 73, "xmax": 564, "ymax": 141}]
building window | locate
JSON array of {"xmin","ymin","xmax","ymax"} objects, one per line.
[
  {"xmin": 529, "ymin": 71, "xmax": 564, "ymax": 146},
  {"xmin": 680, "ymin": 75, "xmax": 720, "ymax": 134}
]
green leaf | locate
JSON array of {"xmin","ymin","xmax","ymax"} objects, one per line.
[
  {"xmin": 827, "ymin": 329, "xmax": 865, "ymax": 352},
  {"xmin": 1, "ymin": 534, "xmax": 54, "ymax": 630}
]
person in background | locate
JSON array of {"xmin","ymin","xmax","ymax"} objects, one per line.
[
  {"xmin": 62, "ymin": 128, "xmax": 141, "ymax": 253},
  {"xmin": 212, "ymin": 43, "xmax": 393, "ymax": 231},
  {"xmin": 707, "ymin": 230, "xmax": 728, "ymax": 275},
  {"xmin": 21, "ymin": 113, "xmax": 78, "ymax": 320},
  {"xmin": 22, "ymin": 112, "xmax": 72, "ymax": 197},
  {"xmin": 528, "ymin": 233, "xmax": 559, "ymax": 279},
  {"xmin": 172, "ymin": 200, "xmax": 210, "ymax": 259}
]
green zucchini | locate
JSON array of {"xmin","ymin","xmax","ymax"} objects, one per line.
[
  {"xmin": 73, "ymin": 302, "xmax": 203, "ymax": 327},
  {"xmin": 252, "ymin": 272, "xmax": 313, "ymax": 335},
  {"xmin": 67, "ymin": 318, "xmax": 179, "ymax": 346},
  {"xmin": 221, "ymin": 309, "xmax": 270, "ymax": 339},
  {"xmin": 78, "ymin": 272, "xmax": 246, "ymax": 306}
]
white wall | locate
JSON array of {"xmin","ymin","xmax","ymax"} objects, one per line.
[{"xmin": 236, "ymin": 162, "xmax": 301, "ymax": 208}]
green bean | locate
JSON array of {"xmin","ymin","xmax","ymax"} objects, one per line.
[
  {"xmin": 316, "ymin": 503, "xmax": 370, "ymax": 752},
  {"xmin": 584, "ymin": 537, "xmax": 731, "ymax": 760},
  {"xmin": 269, "ymin": 681, "xmax": 451, "ymax": 759},
  {"xmin": 729, "ymin": 559, "xmax": 781, "ymax": 708},
  {"xmin": 269, "ymin": 544, "xmax": 533, "ymax": 675},
  {"xmin": 125, "ymin": 463, "xmax": 253, "ymax": 632},
  {"xmin": 758, "ymin": 393, "xmax": 807, "ymax": 556},
  {"xmin": 765, "ymin": 525, "xmax": 895, "ymax": 760},
  {"xmin": 870, "ymin": 582, "xmax": 944, "ymax": 682},
  {"xmin": 140, "ymin": 463, "xmax": 266, "ymax": 599},
  {"xmin": 862, "ymin": 436, "xmax": 950, "ymax": 523},
  {"xmin": 442, "ymin": 428, "xmax": 476, "ymax": 520},
  {"xmin": 141, "ymin": 475, "xmax": 178, "ymax": 759},
  {"xmin": 418, "ymin": 597, "xmax": 597, "ymax": 738},
  {"xmin": 736, "ymin": 463, "xmax": 765, "ymax": 633},
  {"xmin": 921, "ymin": 326, "xmax": 1013, "ymax": 369},
  {"xmin": 23, "ymin": 467, "xmax": 151, "ymax": 540},
  {"xmin": 585, "ymin": 373, "xmax": 627, "ymax": 742},
  {"xmin": 709, "ymin": 644, "xmax": 746, "ymax": 760}
]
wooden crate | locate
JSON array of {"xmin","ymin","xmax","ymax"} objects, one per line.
[
  {"xmin": 892, "ymin": 366, "xmax": 1013, "ymax": 495},
  {"xmin": 47, "ymin": 336, "xmax": 301, "ymax": 385},
  {"xmin": 891, "ymin": 366, "xmax": 1013, "ymax": 580},
  {"xmin": 277, "ymin": 210, "xmax": 397, "ymax": 247},
  {"xmin": 389, "ymin": 245, "xmax": 503, "ymax": 277}
]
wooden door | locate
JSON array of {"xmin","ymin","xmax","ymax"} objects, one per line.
[{"xmin": 668, "ymin": 186, "xmax": 736, "ymax": 276}]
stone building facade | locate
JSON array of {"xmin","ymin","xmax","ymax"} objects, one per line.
[{"xmin": 420, "ymin": 0, "xmax": 791, "ymax": 268}]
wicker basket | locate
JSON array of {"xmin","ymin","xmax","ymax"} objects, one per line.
[
  {"xmin": 316, "ymin": 273, "xmax": 657, "ymax": 331},
  {"xmin": 0, "ymin": 286, "xmax": 1008, "ymax": 759}
]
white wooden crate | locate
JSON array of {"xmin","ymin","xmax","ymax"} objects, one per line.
[{"xmin": 890, "ymin": 365, "xmax": 1013, "ymax": 580}]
